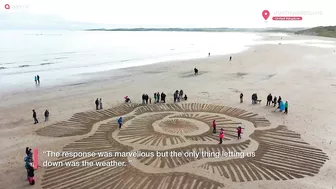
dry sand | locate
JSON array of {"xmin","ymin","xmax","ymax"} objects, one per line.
[{"xmin": 0, "ymin": 34, "xmax": 336, "ymax": 189}]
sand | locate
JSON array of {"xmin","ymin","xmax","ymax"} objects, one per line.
[{"xmin": 0, "ymin": 34, "xmax": 336, "ymax": 189}]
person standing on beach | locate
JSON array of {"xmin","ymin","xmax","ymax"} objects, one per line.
[
  {"xmin": 179, "ymin": 90, "xmax": 184, "ymax": 100},
  {"xmin": 27, "ymin": 161, "xmax": 35, "ymax": 185},
  {"xmin": 194, "ymin": 68, "xmax": 198, "ymax": 75},
  {"xmin": 99, "ymin": 98, "xmax": 103, "ymax": 109},
  {"xmin": 157, "ymin": 92, "xmax": 160, "ymax": 103},
  {"xmin": 24, "ymin": 155, "xmax": 31, "ymax": 180},
  {"xmin": 160, "ymin": 93, "xmax": 165, "ymax": 103},
  {"xmin": 117, "ymin": 117, "xmax": 123, "ymax": 130},
  {"xmin": 212, "ymin": 120, "xmax": 216, "ymax": 133},
  {"xmin": 229, "ymin": 56, "xmax": 232, "ymax": 61},
  {"xmin": 219, "ymin": 128, "xmax": 224, "ymax": 144},
  {"xmin": 32, "ymin": 110, "xmax": 38, "ymax": 124},
  {"xmin": 173, "ymin": 92, "xmax": 177, "ymax": 102},
  {"xmin": 142, "ymin": 94, "xmax": 145, "ymax": 104},
  {"xmin": 37, "ymin": 75, "xmax": 40, "ymax": 84},
  {"xmin": 266, "ymin": 93, "xmax": 272, "ymax": 106},
  {"xmin": 279, "ymin": 100, "xmax": 285, "ymax": 112},
  {"xmin": 208, "ymin": 53, "xmax": 210, "ymax": 57},
  {"xmin": 44, "ymin": 110, "xmax": 49, "ymax": 121},
  {"xmin": 154, "ymin": 93, "xmax": 157, "ymax": 104},
  {"xmin": 237, "ymin": 126, "xmax": 243, "ymax": 139},
  {"xmin": 273, "ymin": 96, "xmax": 277, "ymax": 107},
  {"xmin": 240, "ymin": 93, "xmax": 243, "ymax": 103},
  {"xmin": 95, "ymin": 98, "xmax": 99, "ymax": 110},
  {"xmin": 284, "ymin": 101, "xmax": 288, "ymax": 114},
  {"xmin": 176, "ymin": 90, "xmax": 180, "ymax": 102},
  {"xmin": 34, "ymin": 76, "xmax": 37, "ymax": 84},
  {"xmin": 145, "ymin": 94, "xmax": 149, "ymax": 104},
  {"xmin": 277, "ymin": 96, "xmax": 282, "ymax": 109}
]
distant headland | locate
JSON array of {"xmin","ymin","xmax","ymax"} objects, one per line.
[
  {"xmin": 85, "ymin": 27, "xmax": 305, "ymax": 33},
  {"xmin": 295, "ymin": 26, "xmax": 336, "ymax": 38}
]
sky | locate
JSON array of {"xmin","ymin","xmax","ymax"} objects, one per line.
[{"xmin": 0, "ymin": 0, "xmax": 335, "ymax": 29}]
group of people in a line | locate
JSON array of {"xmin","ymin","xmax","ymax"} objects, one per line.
[
  {"xmin": 239, "ymin": 92, "xmax": 289, "ymax": 114},
  {"xmin": 174, "ymin": 90, "xmax": 187, "ymax": 102},
  {"xmin": 141, "ymin": 92, "xmax": 167, "ymax": 104},
  {"xmin": 32, "ymin": 109, "xmax": 49, "ymax": 124},
  {"xmin": 24, "ymin": 147, "xmax": 35, "ymax": 185},
  {"xmin": 34, "ymin": 75, "xmax": 40, "ymax": 84},
  {"xmin": 95, "ymin": 98, "xmax": 103, "ymax": 110},
  {"xmin": 212, "ymin": 120, "xmax": 244, "ymax": 144},
  {"xmin": 266, "ymin": 93, "xmax": 288, "ymax": 114}
]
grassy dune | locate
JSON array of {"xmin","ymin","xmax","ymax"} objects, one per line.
[{"xmin": 295, "ymin": 26, "xmax": 336, "ymax": 38}]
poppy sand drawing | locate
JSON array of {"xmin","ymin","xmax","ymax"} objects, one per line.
[{"xmin": 37, "ymin": 103, "xmax": 329, "ymax": 189}]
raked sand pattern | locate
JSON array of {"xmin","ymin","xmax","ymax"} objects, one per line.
[{"xmin": 37, "ymin": 103, "xmax": 329, "ymax": 189}]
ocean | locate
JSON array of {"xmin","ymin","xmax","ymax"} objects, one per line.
[{"xmin": 0, "ymin": 31, "xmax": 335, "ymax": 93}]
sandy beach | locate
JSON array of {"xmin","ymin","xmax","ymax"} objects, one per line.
[{"xmin": 0, "ymin": 34, "xmax": 335, "ymax": 189}]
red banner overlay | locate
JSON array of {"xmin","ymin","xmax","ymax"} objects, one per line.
[{"xmin": 33, "ymin": 148, "xmax": 38, "ymax": 170}]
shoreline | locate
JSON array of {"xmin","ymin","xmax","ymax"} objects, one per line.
[
  {"xmin": 2, "ymin": 32, "xmax": 336, "ymax": 96},
  {"xmin": 1, "ymin": 35, "xmax": 336, "ymax": 188}
]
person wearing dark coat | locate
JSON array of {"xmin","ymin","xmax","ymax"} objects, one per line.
[
  {"xmin": 32, "ymin": 110, "xmax": 38, "ymax": 124},
  {"xmin": 173, "ymin": 92, "xmax": 177, "ymax": 102},
  {"xmin": 184, "ymin": 94, "xmax": 188, "ymax": 101},
  {"xmin": 161, "ymin": 93, "xmax": 166, "ymax": 103},
  {"xmin": 266, "ymin": 93, "xmax": 272, "ymax": 106},
  {"xmin": 240, "ymin": 93, "xmax": 243, "ymax": 103},
  {"xmin": 176, "ymin": 90, "xmax": 180, "ymax": 102},
  {"xmin": 194, "ymin": 68, "xmax": 198, "ymax": 75},
  {"xmin": 273, "ymin": 96, "xmax": 277, "ymax": 107},
  {"xmin": 95, "ymin": 98, "xmax": 99, "ymax": 110},
  {"xmin": 145, "ymin": 94, "xmax": 149, "ymax": 104},
  {"xmin": 179, "ymin": 90, "xmax": 184, "ymax": 100},
  {"xmin": 156, "ymin": 92, "xmax": 160, "ymax": 103},
  {"xmin": 44, "ymin": 110, "xmax": 49, "ymax": 121},
  {"xmin": 277, "ymin": 96, "xmax": 282, "ymax": 108}
]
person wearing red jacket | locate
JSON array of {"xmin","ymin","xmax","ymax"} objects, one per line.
[
  {"xmin": 219, "ymin": 128, "xmax": 224, "ymax": 144},
  {"xmin": 212, "ymin": 120, "xmax": 216, "ymax": 133},
  {"xmin": 237, "ymin": 126, "xmax": 243, "ymax": 139}
]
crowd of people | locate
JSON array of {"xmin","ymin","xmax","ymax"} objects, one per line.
[
  {"xmin": 173, "ymin": 90, "xmax": 187, "ymax": 102},
  {"xmin": 141, "ymin": 92, "xmax": 167, "ymax": 104},
  {"xmin": 239, "ymin": 92, "xmax": 289, "ymax": 114},
  {"xmin": 32, "ymin": 109, "xmax": 50, "ymax": 124},
  {"xmin": 24, "ymin": 147, "xmax": 35, "ymax": 185},
  {"xmin": 266, "ymin": 93, "xmax": 288, "ymax": 114}
]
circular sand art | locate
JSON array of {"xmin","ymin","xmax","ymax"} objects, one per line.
[{"xmin": 37, "ymin": 103, "xmax": 329, "ymax": 189}]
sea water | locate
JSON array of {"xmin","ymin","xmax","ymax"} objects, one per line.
[
  {"xmin": 0, "ymin": 30, "xmax": 261, "ymax": 92},
  {"xmin": 0, "ymin": 30, "xmax": 335, "ymax": 93}
]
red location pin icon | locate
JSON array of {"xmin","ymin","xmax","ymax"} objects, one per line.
[{"xmin": 262, "ymin": 10, "xmax": 270, "ymax": 20}]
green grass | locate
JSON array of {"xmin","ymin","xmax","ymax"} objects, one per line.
[{"xmin": 295, "ymin": 26, "xmax": 336, "ymax": 38}]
